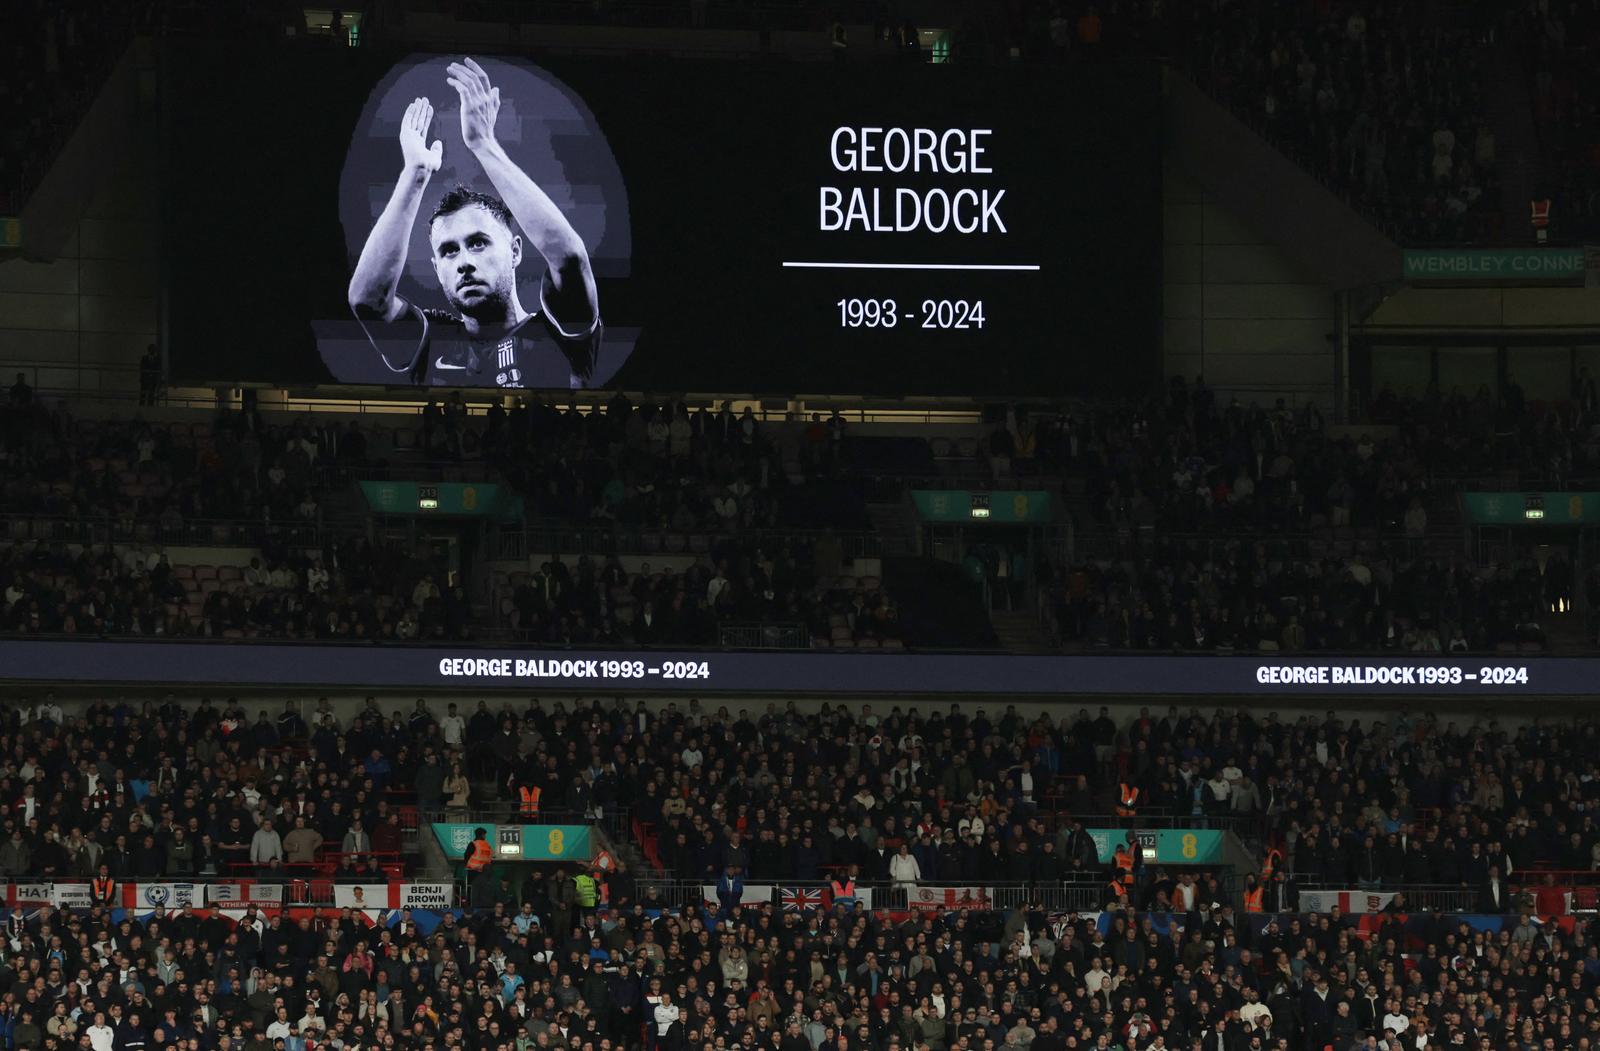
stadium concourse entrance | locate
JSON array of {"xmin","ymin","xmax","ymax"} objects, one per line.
[
  {"xmin": 371, "ymin": 516, "xmax": 478, "ymax": 614},
  {"xmin": 1463, "ymin": 493, "xmax": 1597, "ymax": 648}
]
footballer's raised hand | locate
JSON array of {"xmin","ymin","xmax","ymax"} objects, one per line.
[
  {"xmin": 399, "ymin": 96, "xmax": 443, "ymax": 174},
  {"xmin": 447, "ymin": 58, "xmax": 501, "ymax": 154}
]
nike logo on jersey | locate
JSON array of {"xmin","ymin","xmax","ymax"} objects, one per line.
[{"xmin": 434, "ymin": 357, "xmax": 468, "ymax": 370}]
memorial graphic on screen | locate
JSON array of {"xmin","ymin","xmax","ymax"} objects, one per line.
[{"xmin": 163, "ymin": 44, "xmax": 1161, "ymax": 396}]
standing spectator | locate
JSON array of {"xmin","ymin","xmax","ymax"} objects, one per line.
[{"xmin": 250, "ymin": 817, "xmax": 284, "ymax": 872}]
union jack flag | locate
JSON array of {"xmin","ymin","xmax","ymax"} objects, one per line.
[{"xmin": 781, "ymin": 887, "xmax": 827, "ymax": 911}]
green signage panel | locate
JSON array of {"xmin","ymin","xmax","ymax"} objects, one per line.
[
  {"xmin": 1088, "ymin": 828, "xmax": 1224, "ymax": 864},
  {"xmin": 432, "ymin": 823, "xmax": 593, "ymax": 862},
  {"xmin": 360, "ymin": 481, "xmax": 516, "ymax": 517},
  {"xmin": 0, "ymin": 218, "xmax": 19, "ymax": 249},
  {"xmin": 1403, "ymin": 248, "xmax": 1585, "ymax": 282},
  {"xmin": 912, "ymin": 490, "xmax": 1052, "ymax": 524},
  {"xmin": 1460, "ymin": 491, "xmax": 1600, "ymax": 526}
]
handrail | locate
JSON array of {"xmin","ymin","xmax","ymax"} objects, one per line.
[
  {"xmin": 494, "ymin": 523, "xmax": 885, "ymax": 562},
  {"xmin": 635, "ymin": 878, "xmax": 1113, "ymax": 914},
  {"xmin": 717, "ymin": 622, "xmax": 810, "ymax": 650},
  {"xmin": 17, "ymin": 873, "xmax": 465, "ymax": 910},
  {"xmin": 0, "ymin": 512, "xmax": 337, "ymax": 547},
  {"xmin": 414, "ymin": 0, "xmax": 826, "ymax": 32}
]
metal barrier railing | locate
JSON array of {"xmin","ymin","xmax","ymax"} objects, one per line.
[
  {"xmin": 717, "ymin": 622, "xmax": 809, "ymax": 650},
  {"xmin": 1280, "ymin": 875, "xmax": 1480, "ymax": 914},
  {"xmin": 636, "ymin": 879, "xmax": 1111, "ymax": 914},
  {"xmin": 19, "ymin": 875, "xmax": 465, "ymax": 910},
  {"xmin": 0, "ymin": 512, "xmax": 330, "ymax": 549},
  {"xmin": 494, "ymin": 523, "xmax": 884, "ymax": 562}
]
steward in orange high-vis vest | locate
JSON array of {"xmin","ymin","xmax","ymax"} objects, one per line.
[
  {"xmin": 1117, "ymin": 783, "xmax": 1139, "ymax": 817},
  {"xmin": 465, "ymin": 828, "xmax": 493, "ymax": 872},
  {"xmin": 1112, "ymin": 844, "xmax": 1135, "ymax": 889},
  {"xmin": 91, "ymin": 866, "xmax": 116, "ymax": 906},
  {"xmin": 519, "ymin": 784, "xmax": 542, "ymax": 816}
]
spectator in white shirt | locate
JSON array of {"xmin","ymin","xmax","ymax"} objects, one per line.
[
  {"xmin": 87, "ymin": 1014, "xmax": 115, "ymax": 1051},
  {"xmin": 35, "ymin": 695, "xmax": 64, "ymax": 726},
  {"xmin": 266, "ymin": 1008, "xmax": 292, "ymax": 1041},
  {"xmin": 440, "ymin": 704, "xmax": 465, "ymax": 746},
  {"xmin": 888, "ymin": 844, "xmax": 922, "ymax": 884},
  {"xmin": 653, "ymin": 993, "xmax": 680, "ymax": 1038}
]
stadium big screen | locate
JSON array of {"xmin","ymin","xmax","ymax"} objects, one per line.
[{"xmin": 161, "ymin": 44, "xmax": 1161, "ymax": 397}]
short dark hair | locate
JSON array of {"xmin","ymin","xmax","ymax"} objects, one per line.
[{"xmin": 430, "ymin": 185, "xmax": 515, "ymax": 237}]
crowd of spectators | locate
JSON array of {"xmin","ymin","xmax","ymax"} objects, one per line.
[
  {"xmin": 614, "ymin": 697, "xmax": 1600, "ymax": 901},
  {"xmin": 0, "ymin": 392, "xmax": 362, "ymax": 538},
  {"xmin": 496, "ymin": 539, "xmax": 899, "ymax": 650},
  {"xmin": 981, "ymin": 376, "xmax": 1600, "ymax": 652},
  {"xmin": 0, "ymin": 389, "xmax": 473, "ymax": 642},
  {"xmin": 474, "ymin": 394, "xmax": 867, "ymax": 533},
  {"xmin": 310, "ymin": 391, "xmax": 890, "ymax": 649},
  {"xmin": 1176, "ymin": 0, "xmax": 1504, "ymax": 243},
  {"xmin": 0, "ymin": 387, "xmax": 911, "ymax": 648},
  {"xmin": 965, "ymin": 0, "xmax": 1508, "ymax": 243},
  {"xmin": 14, "ymin": 367, "xmax": 1600, "ymax": 654},
  {"xmin": 10, "ymin": 695, "xmax": 1600, "ymax": 1051},
  {"xmin": 1041, "ymin": 538, "xmax": 1558, "ymax": 654},
  {"xmin": 1523, "ymin": 0, "xmax": 1600, "ymax": 240}
]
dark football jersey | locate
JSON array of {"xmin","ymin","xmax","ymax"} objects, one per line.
[{"xmin": 364, "ymin": 290, "xmax": 602, "ymax": 390}]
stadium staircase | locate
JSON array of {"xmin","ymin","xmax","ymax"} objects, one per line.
[{"xmin": 1165, "ymin": 70, "xmax": 1400, "ymax": 290}]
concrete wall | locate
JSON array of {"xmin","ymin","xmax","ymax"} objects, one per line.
[{"xmin": 1163, "ymin": 164, "xmax": 1339, "ymax": 408}]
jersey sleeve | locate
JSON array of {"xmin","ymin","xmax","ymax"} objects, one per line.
[
  {"xmin": 539, "ymin": 271, "xmax": 604, "ymax": 388},
  {"xmin": 352, "ymin": 299, "xmax": 443, "ymax": 385}
]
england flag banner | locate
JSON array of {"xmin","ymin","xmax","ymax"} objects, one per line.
[
  {"xmin": 334, "ymin": 884, "xmax": 391, "ymax": 909},
  {"xmin": 907, "ymin": 885, "xmax": 993, "ymax": 911}
]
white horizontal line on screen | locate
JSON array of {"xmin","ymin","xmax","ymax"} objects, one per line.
[{"xmin": 780, "ymin": 261, "xmax": 1043, "ymax": 272}]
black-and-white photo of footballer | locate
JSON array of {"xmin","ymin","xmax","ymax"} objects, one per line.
[{"xmin": 348, "ymin": 58, "xmax": 602, "ymax": 389}]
